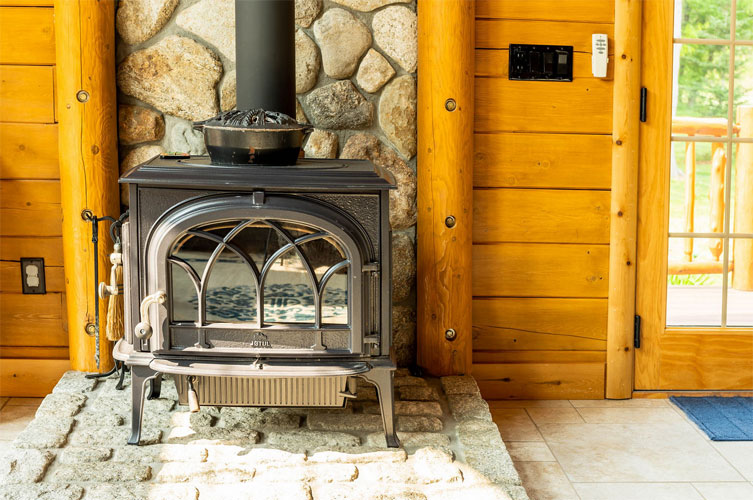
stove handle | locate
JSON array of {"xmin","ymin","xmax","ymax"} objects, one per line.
[{"xmin": 134, "ymin": 290, "xmax": 167, "ymax": 340}]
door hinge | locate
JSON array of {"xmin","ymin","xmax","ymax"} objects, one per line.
[
  {"xmin": 633, "ymin": 314, "xmax": 642, "ymax": 348},
  {"xmin": 640, "ymin": 87, "xmax": 647, "ymax": 122}
]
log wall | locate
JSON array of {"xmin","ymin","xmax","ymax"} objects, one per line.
[
  {"xmin": 472, "ymin": 0, "xmax": 616, "ymax": 399},
  {"xmin": 0, "ymin": 0, "xmax": 70, "ymax": 396}
]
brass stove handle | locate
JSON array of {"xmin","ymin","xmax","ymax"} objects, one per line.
[{"xmin": 134, "ymin": 290, "xmax": 167, "ymax": 340}]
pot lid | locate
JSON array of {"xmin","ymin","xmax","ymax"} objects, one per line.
[{"xmin": 195, "ymin": 109, "xmax": 302, "ymax": 129}]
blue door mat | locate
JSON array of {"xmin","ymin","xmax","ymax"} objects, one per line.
[{"xmin": 670, "ymin": 396, "xmax": 753, "ymax": 441}]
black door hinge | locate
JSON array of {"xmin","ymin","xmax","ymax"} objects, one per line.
[
  {"xmin": 634, "ymin": 314, "xmax": 642, "ymax": 348},
  {"xmin": 640, "ymin": 87, "xmax": 647, "ymax": 122}
]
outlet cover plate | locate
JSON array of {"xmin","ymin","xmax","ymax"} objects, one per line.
[{"xmin": 20, "ymin": 258, "xmax": 46, "ymax": 294}]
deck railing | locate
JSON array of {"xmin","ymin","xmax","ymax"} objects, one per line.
[{"xmin": 668, "ymin": 106, "xmax": 753, "ymax": 292}]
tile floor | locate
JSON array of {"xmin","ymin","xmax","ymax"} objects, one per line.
[
  {"xmin": 2, "ymin": 395, "xmax": 751, "ymax": 500},
  {"xmin": 0, "ymin": 396, "xmax": 42, "ymax": 455},
  {"xmin": 490, "ymin": 398, "xmax": 753, "ymax": 500}
]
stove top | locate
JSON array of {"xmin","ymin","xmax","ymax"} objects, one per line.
[{"xmin": 120, "ymin": 155, "xmax": 396, "ymax": 191}]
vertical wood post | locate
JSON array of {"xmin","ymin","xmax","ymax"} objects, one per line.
[
  {"xmin": 709, "ymin": 142, "xmax": 726, "ymax": 261},
  {"xmin": 684, "ymin": 142, "xmax": 695, "ymax": 261},
  {"xmin": 417, "ymin": 0, "xmax": 474, "ymax": 375},
  {"xmin": 606, "ymin": 0, "xmax": 642, "ymax": 399},
  {"xmin": 55, "ymin": 0, "xmax": 119, "ymax": 372},
  {"xmin": 733, "ymin": 105, "xmax": 753, "ymax": 290}
]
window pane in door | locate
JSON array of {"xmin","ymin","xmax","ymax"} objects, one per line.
[
  {"xmin": 737, "ymin": 0, "xmax": 753, "ymax": 41},
  {"xmin": 672, "ymin": 44, "xmax": 730, "ymax": 134},
  {"xmin": 675, "ymin": 0, "xmax": 731, "ymax": 39},
  {"xmin": 669, "ymin": 141, "xmax": 723, "ymax": 235},
  {"xmin": 731, "ymin": 141, "xmax": 753, "ymax": 236},
  {"xmin": 667, "ymin": 237, "xmax": 724, "ymax": 326},
  {"xmin": 728, "ymin": 238, "xmax": 753, "ymax": 326}
]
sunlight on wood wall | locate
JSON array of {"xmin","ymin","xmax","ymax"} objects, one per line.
[{"xmin": 472, "ymin": 0, "xmax": 616, "ymax": 399}]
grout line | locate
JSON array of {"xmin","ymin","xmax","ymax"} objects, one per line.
[
  {"xmin": 665, "ymin": 401, "xmax": 749, "ymax": 482},
  {"xmin": 524, "ymin": 405, "xmax": 585, "ymax": 498},
  {"xmin": 689, "ymin": 482, "xmax": 708, "ymax": 500}
]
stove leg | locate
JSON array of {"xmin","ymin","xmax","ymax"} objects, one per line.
[
  {"xmin": 147, "ymin": 373, "xmax": 162, "ymax": 400},
  {"xmin": 360, "ymin": 367, "xmax": 400, "ymax": 448},
  {"xmin": 128, "ymin": 365, "xmax": 156, "ymax": 446},
  {"xmin": 115, "ymin": 363, "xmax": 129, "ymax": 391}
]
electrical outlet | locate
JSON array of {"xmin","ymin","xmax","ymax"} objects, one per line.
[{"xmin": 20, "ymin": 258, "xmax": 46, "ymax": 294}]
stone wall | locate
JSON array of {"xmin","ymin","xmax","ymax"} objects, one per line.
[{"xmin": 115, "ymin": 0, "xmax": 418, "ymax": 366}]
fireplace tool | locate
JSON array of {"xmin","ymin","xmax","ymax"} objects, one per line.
[{"xmin": 83, "ymin": 210, "xmax": 130, "ymax": 388}]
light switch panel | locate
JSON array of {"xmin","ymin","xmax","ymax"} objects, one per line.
[
  {"xmin": 592, "ymin": 34, "xmax": 608, "ymax": 78},
  {"xmin": 20, "ymin": 258, "xmax": 46, "ymax": 294}
]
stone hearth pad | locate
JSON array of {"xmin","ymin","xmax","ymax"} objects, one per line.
[{"xmin": 0, "ymin": 371, "xmax": 526, "ymax": 500}]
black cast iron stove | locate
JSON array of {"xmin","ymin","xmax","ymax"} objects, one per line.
[
  {"xmin": 116, "ymin": 156, "xmax": 398, "ymax": 447},
  {"xmin": 113, "ymin": 0, "xmax": 399, "ymax": 448}
]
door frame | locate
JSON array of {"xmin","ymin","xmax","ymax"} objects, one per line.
[{"xmin": 634, "ymin": 0, "xmax": 753, "ymax": 391}]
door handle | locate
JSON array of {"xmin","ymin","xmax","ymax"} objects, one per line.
[{"xmin": 134, "ymin": 290, "xmax": 167, "ymax": 340}]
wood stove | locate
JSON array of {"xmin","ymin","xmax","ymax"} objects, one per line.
[
  {"xmin": 115, "ymin": 157, "xmax": 398, "ymax": 447},
  {"xmin": 112, "ymin": 0, "xmax": 400, "ymax": 448}
]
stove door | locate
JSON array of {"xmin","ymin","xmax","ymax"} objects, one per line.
[{"xmin": 142, "ymin": 193, "xmax": 375, "ymax": 357}]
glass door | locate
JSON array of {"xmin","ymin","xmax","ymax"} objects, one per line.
[{"xmin": 635, "ymin": 0, "xmax": 753, "ymax": 390}]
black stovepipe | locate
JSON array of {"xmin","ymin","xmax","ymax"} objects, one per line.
[{"xmin": 235, "ymin": 0, "xmax": 295, "ymax": 117}]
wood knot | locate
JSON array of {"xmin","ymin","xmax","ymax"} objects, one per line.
[{"xmin": 616, "ymin": 140, "xmax": 623, "ymax": 146}]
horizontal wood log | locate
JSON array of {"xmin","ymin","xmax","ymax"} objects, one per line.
[
  {"xmin": 475, "ymin": 78, "xmax": 613, "ymax": 134},
  {"xmin": 0, "ymin": 261, "xmax": 64, "ymax": 293},
  {"xmin": 475, "ymin": 362, "xmax": 605, "ymax": 399},
  {"xmin": 0, "ymin": 346, "xmax": 68, "ymax": 359},
  {"xmin": 0, "ymin": 236, "xmax": 63, "ymax": 265},
  {"xmin": 474, "ymin": 133, "xmax": 612, "ymax": 189},
  {"xmin": 0, "ymin": 65, "xmax": 55, "ymax": 123},
  {"xmin": 0, "ymin": 292, "xmax": 67, "ymax": 346},
  {"xmin": 476, "ymin": 19, "xmax": 614, "ymax": 53},
  {"xmin": 0, "ymin": 180, "xmax": 61, "ymax": 208},
  {"xmin": 473, "ymin": 188, "xmax": 610, "ymax": 243},
  {"xmin": 476, "ymin": 0, "xmax": 615, "ymax": 23},
  {"xmin": 0, "ymin": 1, "xmax": 53, "ymax": 7},
  {"xmin": 668, "ymin": 260, "xmax": 732, "ymax": 275},
  {"xmin": 0, "ymin": 123, "xmax": 58, "ymax": 179},
  {"xmin": 473, "ymin": 350, "xmax": 606, "ymax": 364},
  {"xmin": 0, "ymin": 180, "xmax": 62, "ymax": 232},
  {"xmin": 473, "ymin": 297, "xmax": 608, "ymax": 350},
  {"xmin": 476, "ymin": 49, "xmax": 614, "ymax": 80},
  {"xmin": 0, "ymin": 6, "xmax": 55, "ymax": 64},
  {"xmin": 473, "ymin": 243, "xmax": 610, "ymax": 297},
  {"xmin": 672, "ymin": 117, "xmax": 738, "ymax": 137},
  {"xmin": 0, "ymin": 358, "xmax": 70, "ymax": 397},
  {"xmin": 0, "ymin": 208, "xmax": 62, "ymax": 236}
]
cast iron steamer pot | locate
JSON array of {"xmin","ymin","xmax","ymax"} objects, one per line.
[{"xmin": 194, "ymin": 109, "xmax": 312, "ymax": 166}]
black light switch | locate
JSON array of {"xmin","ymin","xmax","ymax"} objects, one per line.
[
  {"xmin": 509, "ymin": 44, "xmax": 573, "ymax": 82},
  {"xmin": 20, "ymin": 258, "xmax": 46, "ymax": 294}
]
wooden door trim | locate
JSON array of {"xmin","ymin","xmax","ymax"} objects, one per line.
[
  {"xmin": 416, "ymin": 0, "xmax": 475, "ymax": 375},
  {"xmin": 604, "ymin": 0, "xmax": 643, "ymax": 399},
  {"xmin": 635, "ymin": 0, "xmax": 674, "ymax": 390}
]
